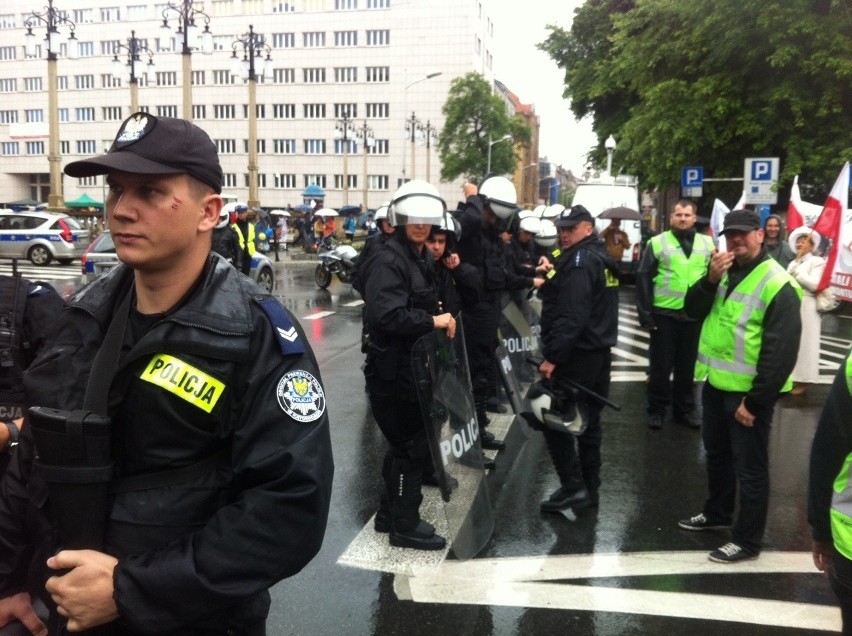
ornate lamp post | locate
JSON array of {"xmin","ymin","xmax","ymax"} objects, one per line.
[
  {"xmin": 401, "ymin": 71, "xmax": 441, "ymax": 183},
  {"xmin": 422, "ymin": 120, "xmax": 439, "ymax": 183},
  {"xmin": 160, "ymin": 0, "xmax": 213, "ymax": 120},
  {"xmin": 24, "ymin": 0, "xmax": 77, "ymax": 212},
  {"xmin": 333, "ymin": 110, "xmax": 356, "ymax": 206},
  {"xmin": 356, "ymin": 120, "xmax": 375, "ymax": 210},
  {"xmin": 404, "ymin": 112, "xmax": 423, "ymax": 181},
  {"xmin": 230, "ymin": 25, "xmax": 272, "ymax": 210},
  {"xmin": 111, "ymin": 31, "xmax": 155, "ymax": 113}
]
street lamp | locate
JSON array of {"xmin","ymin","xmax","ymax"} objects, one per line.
[
  {"xmin": 401, "ymin": 71, "xmax": 442, "ymax": 183},
  {"xmin": 333, "ymin": 109, "xmax": 356, "ymax": 206},
  {"xmin": 24, "ymin": 0, "xmax": 77, "ymax": 212},
  {"xmin": 604, "ymin": 134, "xmax": 617, "ymax": 176},
  {"xmin": 356, "ymin": 120, "xmax": 375, "ymax": 210},
  {"xmin": 111, "ymin": 31, "xmax": 155, "ymax": 113},
  {"xmin": 421, "ymin": 121, "xmax": 439, "ymax": 183},
  {"xmin": 230, "ymin": 25, "xmax": 272, "ymax": 210},
  {"xmin": 404, "ymin": 112, "xmax": 424, "ymax": 181},
  {"xmin": 486, "ymin": 134, "xmax": 513, "ymax": 175},
  {"xmin": 160, "ymin": 0, "xmax": 213, "ymax": 120}
]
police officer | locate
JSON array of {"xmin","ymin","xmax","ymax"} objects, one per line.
[
  {"xmin": 351, "ymin": 203, "xmax": 391, "ymax": 297},
  {"xmin": 232, "ymin": 203, "xmax": 256, "ymax": 275},
  {"xmin": 536, "ymin": 205, "xmax": 619, "ymax": 512},
  {"xmin": 360, "ymin": 181, "xmax": 456, "ymax": 551},
  {"xmin": 0, "ymin": 113, "xmax": 334, "ymax": 635},
  {"xmin": 210, "ymin": 206, "xmax": 241, "ymax": 269},
  {"xmin": 425, "ymin": 216, "xmax": 482, "ymax": 318}
]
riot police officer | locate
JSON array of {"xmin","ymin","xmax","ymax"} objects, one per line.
[
  {"xmin": 211, "ymin": 206, "xmax": 241, "ymax": 269},
  {"xmin": 360, "ymin": 181, "xmax": 456, "ymax": 550},
  {"xmin": 426, "ymin": 215, "xmax": 482, "ymax": 318}
]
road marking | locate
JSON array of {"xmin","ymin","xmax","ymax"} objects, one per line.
[
  {"xmin": 302, "ymin": 311, "xmax": 335, "ymax": 320},
  {"xmin": 342, "ymin": 299, "xmax": 365, "ymax": 307}
]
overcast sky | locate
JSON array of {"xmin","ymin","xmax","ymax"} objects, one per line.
[{"xmin": 490, "ymin": 0, "xmax": 597, "ymax": 175}]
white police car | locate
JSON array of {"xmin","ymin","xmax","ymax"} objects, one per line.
[{"xmin": 0, "ymin": 210, "xmax": 89, "ymax": 265}]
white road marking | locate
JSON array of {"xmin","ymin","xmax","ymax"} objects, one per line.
[
  {"xmin": 302, "ymin": 310, "xmax": 335, "ymax": 320},
  {"xmin": 342, "ymin": 299, "xmax": 365, "ymax": 307}
]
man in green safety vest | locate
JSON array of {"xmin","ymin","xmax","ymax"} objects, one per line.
[
  {"xmin": 809, "ymin": 352, "xmax": 852, "ymax": 630},
  {"xmin": 677, "ymin": 209, "xmax": 802, "ymax": 563},
  {"xmin": 636, "ymin": 199, "xmax": 715, "ymax": 430}
]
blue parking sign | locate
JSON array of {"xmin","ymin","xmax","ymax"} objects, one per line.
[
  {"xmin": 750, "ymin": 160, "xmax": 774, "ymax": 181},
  {"xmin": 682, "ymin": 167, "xmax": 703, "ymax": 187}
]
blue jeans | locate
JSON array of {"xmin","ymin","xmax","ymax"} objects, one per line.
[{"xmin": 701, "ymin": 383, "xmax": 774, "ymax": 554}]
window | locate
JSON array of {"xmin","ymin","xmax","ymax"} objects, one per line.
[
  {"xmin": 0, "ymin": 110, "xmax": 17, "ymax": 124},
  {"xmin": 211, "ymin": 35, "xmax": 231, "ymax": 52},
  {"xmin": 0, "ymin": 79, "xmax": 15, "ymax": 92},
  {"xmin": 192, "ymin": 70, "xmax": 205, "ymax": 85},
  {"xmin": 73, "ymin": 9, "xmax": 94, "ymax": 23},
  {"xmin": 213, "ymin": 70, "xmax": 234, "ymax": 85},
  {"xmin": 303, "ymin": 104, "xmax": 326, "ymax": 119},
  {"xmin": 23, "ymin": 77, "xmax": 42, "ymax": 92},
  {"xmin": 367, "ymin": 139, "xmax": 389, "ymax": 154},
  {"xmin": 215, "ymin": 139, "xmax": 237, "ymax": 154},
  {"xmin": 101, "ymin": 40, "xmax": 120, "ymax": 55},
  {"xmin": 57, "ymin": 76, "xmax": 67, "ymax": 90},
  {"xmin": 475, "ymin": 36, "xmax": 481, "ymax": 54},
  {"xmin": 334, "ymin": 67, "xmax": 357, "ymax": 83},
  {"xmin": 242, "ymin": 104, "xmax": 266, "ymax": 118},
  {"xmin": 210, "ymin": 0, "xmax": 235, "ymax": 15},
  {"xmin": 1, "ymin": 142, "xmax": 19, "ymax": 155},
  {"xmin": 366, "ymin": 103, "xmax": 389, "ymax": 118},
  {"xmin": 273, "ymin": 68, "xmax": 295, "ymax": 83},
  {"xmin": 75, "ymin": 75, "xmax": 95, "ymax": 90},
  {"xmin": 243, "ymin": 173, "xmax": 267, "ymax": 188},
  {"xmin": 272, "ymin": 33, "xmax": 295, "ymax": 48},
  {"xmin": 272, "ymin": 2, "xmax": 296, "ymax": 12},
  {"xmin": 333, "ymin": 140, "xmax": 358, "ymax": 155},
  {"xmin": 25, "ymin": 109, "xmax": 44, "ymax": 123},
  {"xmin": 214, "ymin": 104, "xmax": 236, "ymax": 119},
  {"xmin": 101, "ymin": 74, "xmax": 121, "ymax": 88},
  {"xmin": 242, "ymin": 139, "xmax": 266, "ymax": 153},
  {"xmin": 156, "ymin": 105, "xmax": 178, "ymax": 117},
  {"xmin": 126, "ymin": 5, "xmax": 148, "ymax": 20},
  {"xmin": 0, "ymin": 15, "xmax": 16, "ymax": 29},
  {"xmin": 60, "ymin": 140, "xmax": 70, "ymax": 154},
  {"xmin": 334, "ymin": 31, "xmax": 357, "ymax": 47},
  {"xmin": 366, "ymin": 66, "xmax": 389, "ymax": 82},
  {"xmin": 100, "ymin": 7, "xmax": 120, "ymax": 21},
  {"xmin": 366, "ymin": 30, "xmax": 389, "ymax": 46},
  {"xmin": 303, "ymin": 32, "xmax": 325, "ymax": 48},
  {"xmin": 368, "ymin": 175, "xmax": 389, "ymax": 190},
  {"xmin": 58, "ymin": 108, "xmax": 69, "ymax": 122},
  {"xmin": 275, "ymin": 174, "xmax": 297, "ymax": 188},
  {"xmin": 333, "ymin": 174, "xmax": 358, "ymax": 189},
  {"xmin": 334, "ymin": 103, "xmax": 357, "ymax": 118},
  {"xmin": 76, "ymin": 107, "xmax": 95, "ymax": 121},
  {"xmin": 335, "ymin": 0, "xmax": 358, "ymax": 8},
  {"xmin": 77, "ymin": 41, "xmax": 95, "ymax": 57},
  {"xmin": 304, "ymin": 139, "xmax": 326, "ymax": 154},
  {"xmin": 273, "ymin": 104, "xmax": 295, "ymax": 119},
  {"xmin": 367, "ymin": 0, "xmax": 390, "ymax": 7},
  {"xmin": 76, "ymin": 140, "xmax": 97, "ymax": 154},
  {"xmin": 79, "ymin": 176, "xmax": 99, "ymax": 187},
  {"xmin": 26, "ymin": 141, "xmax": 44, "ymax": 155},
  {"xmin": 223, "ymin": 173, "xmax": 237, "ymax": 188},
  {"xmin": 103, "ymin": 106, "xmax": 122, "ymax": 121},
  {"xmin": 273, "ymin": 139, "xmax": 296, "ymax": 154},
  {"xmin": 156, "ymin": 71, "xmax": 177, "ymax": 86},
  {"xmin": 304, "ymin": 175, "xmax": 327, "ymax": 188},
  {"xmin": 303, "ymin": 68, "xmax": 326, "ymax": 83},
  {"xmin": 193, "ymin": 104, "xmax": 207, "ymax": 119},
  {"xmin": 0, "ymin": 46, "xmax": 15, "ymax": 60}
]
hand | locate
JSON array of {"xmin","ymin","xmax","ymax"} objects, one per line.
[
  {"xmin": 45, "ymin": 550, "xmax": 120, "ymax": 632},
  {"xmin": 463, "ymin": 183, "xmax": 478, "ymax": 198},
  {"xmin": 538, "ymin": 256, "xmax": 551, "ymax": 267},
  {"xmin": 813, "ymin": 540, "xmax": 833, "ymax": 573},
  {"xmin": 539, "ymin": 359, "xmax": 556, "ymax": 380},
  {"xmin": 734, "ymin": 398, "xmax": 755, "ymax": 428},
  {"xmin": 433, "ymin": 313, "xmax": 457, "ymax": 339},
  {"xmin": 535, "ymin": 262, "xmax": 553, "ymax": 274},
  {"xmin": 0, "ymin": 593, "xmax": 47, "ymax": 636},
  {"xmin": 442, "ymin": 253, "xmax": 460, "ymax": 270},
  {"xmin": 708, "ymin": 249, "xmax": 735, "ymax": 284}
]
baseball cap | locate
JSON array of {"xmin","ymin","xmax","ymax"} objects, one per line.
[
  {"xmin": 720, "ymin": 209, "xmax": 761, "ymax": 235},
  {"xmin": 554, "ymin": 205, "xmax": 594, "ymax": 228},
  {"xmin": 64, "ymin": 112, "xmax": 224, "ymax": 194}
]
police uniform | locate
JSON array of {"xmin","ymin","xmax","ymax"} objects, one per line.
[
  {"xmin": 233, "ymin": 216, "xmax": 256, "ymax": 275},
  {"xmin": 0, "ymin": 256, "xmax": 333, "ymax": 635},
  {"xmin": 537, "ymin": 218, "xmax": 619, "ymax": 510},
  {"xmin": 211, "ymin": 224, "xmax": 241, "ymax": 268}
]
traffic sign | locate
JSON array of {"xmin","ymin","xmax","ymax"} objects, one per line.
[
  {"xmin": 682, "ymin": 166, "xmax": 703, "ymax": 188},
  {"xmin": 744, "ymin": 157, "xmax": 779, "ymax": 204}
]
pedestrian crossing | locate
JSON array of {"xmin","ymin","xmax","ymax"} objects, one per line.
[{"xmin": 0, "ymin": 260, "xmax": 82, "ymax": 284}]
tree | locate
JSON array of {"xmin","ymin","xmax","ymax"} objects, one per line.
[
  {"xmin": 540, "ymin": 0, "xmax": 852, "ymax": 198},
  {"xmin": 437, "ymin": 72, "xmax": 531, "ymax": 183}
]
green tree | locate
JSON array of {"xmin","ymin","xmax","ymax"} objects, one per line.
[
  {"xmin": 540, "ymin": 0, "xmax": 852, "ymax": 197},
  {"xmin": 438, "ymin": 72, "xmax": 531, "ymax": 183}
]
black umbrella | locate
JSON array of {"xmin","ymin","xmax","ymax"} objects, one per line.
[
  {"xmin": 338, "ymin": 205, "xmax": 361, "ymax": 215},
  {"xmin": 294, "ymin": 203, "xmax": 313, "ymax": 213},
  {"xmin": 599, "ymin": 206, "xmax": 641, "ymax": 220}
]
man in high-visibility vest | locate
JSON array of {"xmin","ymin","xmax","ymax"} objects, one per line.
[
  {"xmin": 678, "ymin": 209, "xmax": 802, "ymax": 563},
  {"xmin": 233, "ymin": 204, "xmax": 256, "ymax": 275},
  {"xmin": 809, "ymin": 353, "xmax": 852, "ymax": 630},
  {"xmin": 636, "ymin": 199, "xmax": 715, "ymax": 430}
]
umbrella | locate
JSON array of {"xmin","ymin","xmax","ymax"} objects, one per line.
[
  {"xmin": 315, "ymin": 209, "xmax": 338, "ymax": 218},
  {"xmin": 599, "ymin": 206, "xmax": 641, "ymax": 220},
  {"xmin": 223, "ymin": 201, "xmax": 248, "ymax": 214},
  {"xmin": 65, "ymin": 193, "xmax": 104, "ymax": 209},
  {"xmin": 270, "ymin": 209, "xmax": 291, "ymax": 217},
  {"xmin": 338, "ymin": 204, "xmax": 360, "ymax": 215},
  {"xmin": 294, "ymin": 203, "xmax": 313, "ymax": 213}
]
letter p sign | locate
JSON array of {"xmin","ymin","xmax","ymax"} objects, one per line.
[{"xmin": 751, "ymin": 160, "xmax": 773, "ymax": 181}]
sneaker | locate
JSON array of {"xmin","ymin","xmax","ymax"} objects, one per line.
[
  {"xmin": 677, "ymin": 512, "xmax": 731, "ymax": 531},
  {"xmin": 648, "ymin": 414, "xmax": 663, "ymax": 430},
  {"xmin": 708, "ymin": 542, "xmax": 758, "ymax": 563}
]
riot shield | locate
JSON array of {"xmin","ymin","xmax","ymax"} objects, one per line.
[
  {"xmin": 496, "ymin": 299, "xmax": 542, "ymax": 435},
  {"xmin": 412, "ymin": 322, "xmax": 494, "ymax": 561}
]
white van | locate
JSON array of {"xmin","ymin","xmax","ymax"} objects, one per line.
[{"xmin": 571, "ymin": 175, "xmax": 642, "ymax": 277}]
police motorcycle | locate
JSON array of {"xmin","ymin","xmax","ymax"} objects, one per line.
[{"xmin": 314, "ymin": 235, "xmax": 358, "ymax": 288}]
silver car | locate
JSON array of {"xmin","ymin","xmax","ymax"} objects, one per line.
[{"xmin": 0, "ymin": 210, "xmax": 90, "ymax": 265}]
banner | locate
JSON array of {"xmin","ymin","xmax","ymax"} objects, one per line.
[{"xmin": 812, "ymin": 162, "xmax": 851, "ymax": 299}]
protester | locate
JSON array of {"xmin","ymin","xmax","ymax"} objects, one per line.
[
  {"xmin": 601, "ymin": 218, "xmax": 631, "ymax": 261},
  {"xmin": 763, "ymin": 214, "xmax": 796, "ymax": 269}
]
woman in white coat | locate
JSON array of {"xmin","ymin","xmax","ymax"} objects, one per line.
[{"xmin": 786, "ymin": 227, "xmax": 826, "ymax": 395}]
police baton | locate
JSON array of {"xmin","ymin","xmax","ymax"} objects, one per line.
[{"xmin": 525, "ymin": 356, "xmax": 621, "ymax": 411}]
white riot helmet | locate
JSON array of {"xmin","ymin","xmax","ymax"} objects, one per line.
[
  {"xmin": 518, "ymin": 215, "xmax": 541, "ymax": 235},
  {"xmin": 535, "ymin": 219, "xmax": 557, "ymax": 248},
  {"xmin": 374, "ymin": 203, "xmax": 390, "ymax": 222},
  {"xmin": 387, "ymin": 180, "xmax": 447, "ymax": 227},
  {"xmin": 524, "ymin": 382, "xmax": 587, "ymax": 436},
  {"xmin": 216, "ymin": 206, "xmax": 230, "ymax": 229},
  {"xmin": 532, "ymin": 204, "xmax": 546, "ymax": 218},
  {"xmin": 542, "ymin": 204, "xmax": 565, "ymax": 220},
  {"xmin": 479, "ymin": 175, "xmax": 517, "ymax": 221}
]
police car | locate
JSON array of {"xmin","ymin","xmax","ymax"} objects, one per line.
[
  {"xmin": 0, "ymin": 210, "xmax": 89, "ymax": 265},
  {"xmin": 81, "ymin": 231, "xmax": 276, "ymax": 292}
]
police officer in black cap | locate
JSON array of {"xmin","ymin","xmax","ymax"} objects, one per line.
[{"xmin": 536, "ymin": 205, "xmax": 619, "ymax": 512}]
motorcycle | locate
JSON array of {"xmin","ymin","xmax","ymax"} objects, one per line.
[{"xmin": 314, "ymin": 236, "xmax": 358, "ymax": 288}]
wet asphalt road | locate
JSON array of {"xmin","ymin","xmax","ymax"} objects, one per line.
[{"xmin": 262, "ymin": 255, "xmax": 849, "ymax": 636}]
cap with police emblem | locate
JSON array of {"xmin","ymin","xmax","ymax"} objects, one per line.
[
  {"xmin": 554, "ymin": 205, "xmax": 594, "ymax": 228},
  {"xmin": 65, "ymin": 112, "xmax": 224, "ymax": 194}
]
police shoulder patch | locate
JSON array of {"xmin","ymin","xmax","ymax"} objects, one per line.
[
  {"xmin": 276, "ymin": 370, "xmax": 326, "ymax": 423},
  {"xmin": 27, "ymin": 283, "xmax": 53, "ymax": 297},
  {"xmin": 256, "ymin": 296, "xmax": 306, "ymax": 356}
]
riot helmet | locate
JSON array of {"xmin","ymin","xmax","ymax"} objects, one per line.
[
  {"xmin": 216, "ymin": 206, "xmax": 230, "ymax": 229},
  {"xmin": 479, "ymin": 176, "xmax": 517, "ymax": 224},
  {"xmin": 532, "ymin": 204, "xmax": 546, "ymax": 218},
  {"xmin": 535, "ymin": 219, "xmax": 558, "ymax": 248},
  {"xmin": 387, "ymin": 180, "xmax": 447, "ymax": 227},
  {"xmin": 541, "ymin": 204, "xmax": 565, "ymax": 220},
  {"xmin": 518, "ymin": 215, "xmax": 541, "ymax": 235},
  {"xmin": 524, "ymin": 381, "xmax": 587, "ymax": 436}
]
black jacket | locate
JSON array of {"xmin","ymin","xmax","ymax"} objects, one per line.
[
  {"xmin": 211, "ymin": 225, "xmax": 241, "ymax": 268},
  {"xmin": 434, "ymin": 260, "xmax": 482, "ymax": 317},
  {"xmin": 1, "ymin": 255, "xmax": 334, "ymax": 635},
  {"xmin": 539, "ymin": 236, "xmax": 619, "ymax": 364}
]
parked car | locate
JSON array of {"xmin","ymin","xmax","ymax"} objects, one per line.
[
  {"xmin": 0, "ymin": 209, "xmax": 89, "ymax": 265},
  {"xmin": 81, "ymin": 231, "xmax": 275, "ymax": 292}
]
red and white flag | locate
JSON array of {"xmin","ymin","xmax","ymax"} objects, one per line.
[
  {"xmin": 786, "ymin": 175, "xmax": 806, "ymax": 232},
  {"xmin": 812, "ymin": 162, "xmax": 850, "ymax": 293}
]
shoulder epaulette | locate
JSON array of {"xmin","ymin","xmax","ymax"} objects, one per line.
[{"xmin": 255, "ymin": 296, "xmax": 306, "ymax": 356}]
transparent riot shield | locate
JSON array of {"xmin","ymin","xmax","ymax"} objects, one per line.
[
  {"xmin": 497, "ymin": 298, "xmax": 542, "ymax": 435},
  {"xmin": 411, "ymin": 321, "xmax": 494, "ymax": 561}
]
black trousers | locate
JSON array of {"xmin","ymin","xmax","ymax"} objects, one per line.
[
  {"xmin": 647, "ymin": 313, "xmax": 701, "ymax": 418},
  {"xmin": 830, "ymin": 546, "xmax": 852, "ymax": 635},
  {"xmin": 463, "ymin": 299, "xmax": 499, "ymax": 395}
]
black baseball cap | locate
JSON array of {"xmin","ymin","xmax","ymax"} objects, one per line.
[
  {"xmin": 554, "ymin": 205, "xmax": 594, "ymax": 228},
  {"xmin": 721, "ymin": 209, "xmax": 761, "ymax": 235},
  {"xmin": 65, "ymin": 112, "xmax": 224, "ymax": 194}
]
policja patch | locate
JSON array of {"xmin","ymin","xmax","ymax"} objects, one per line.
[
  {"xmin": 140, "ymin": 354, "xmax": 225, "ymax": 414},
  {"xmin": 276, "ymin": 370, "xmax": 325, "ymax": 422}
]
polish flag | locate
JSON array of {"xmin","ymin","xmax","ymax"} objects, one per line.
[
  {"xmin": 812, "ymin": 162, "xmax": 850, "ymax": 292},
  {"xmin": 786, "ymin": 176, "xmax": 806, "ymax": 232}
]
